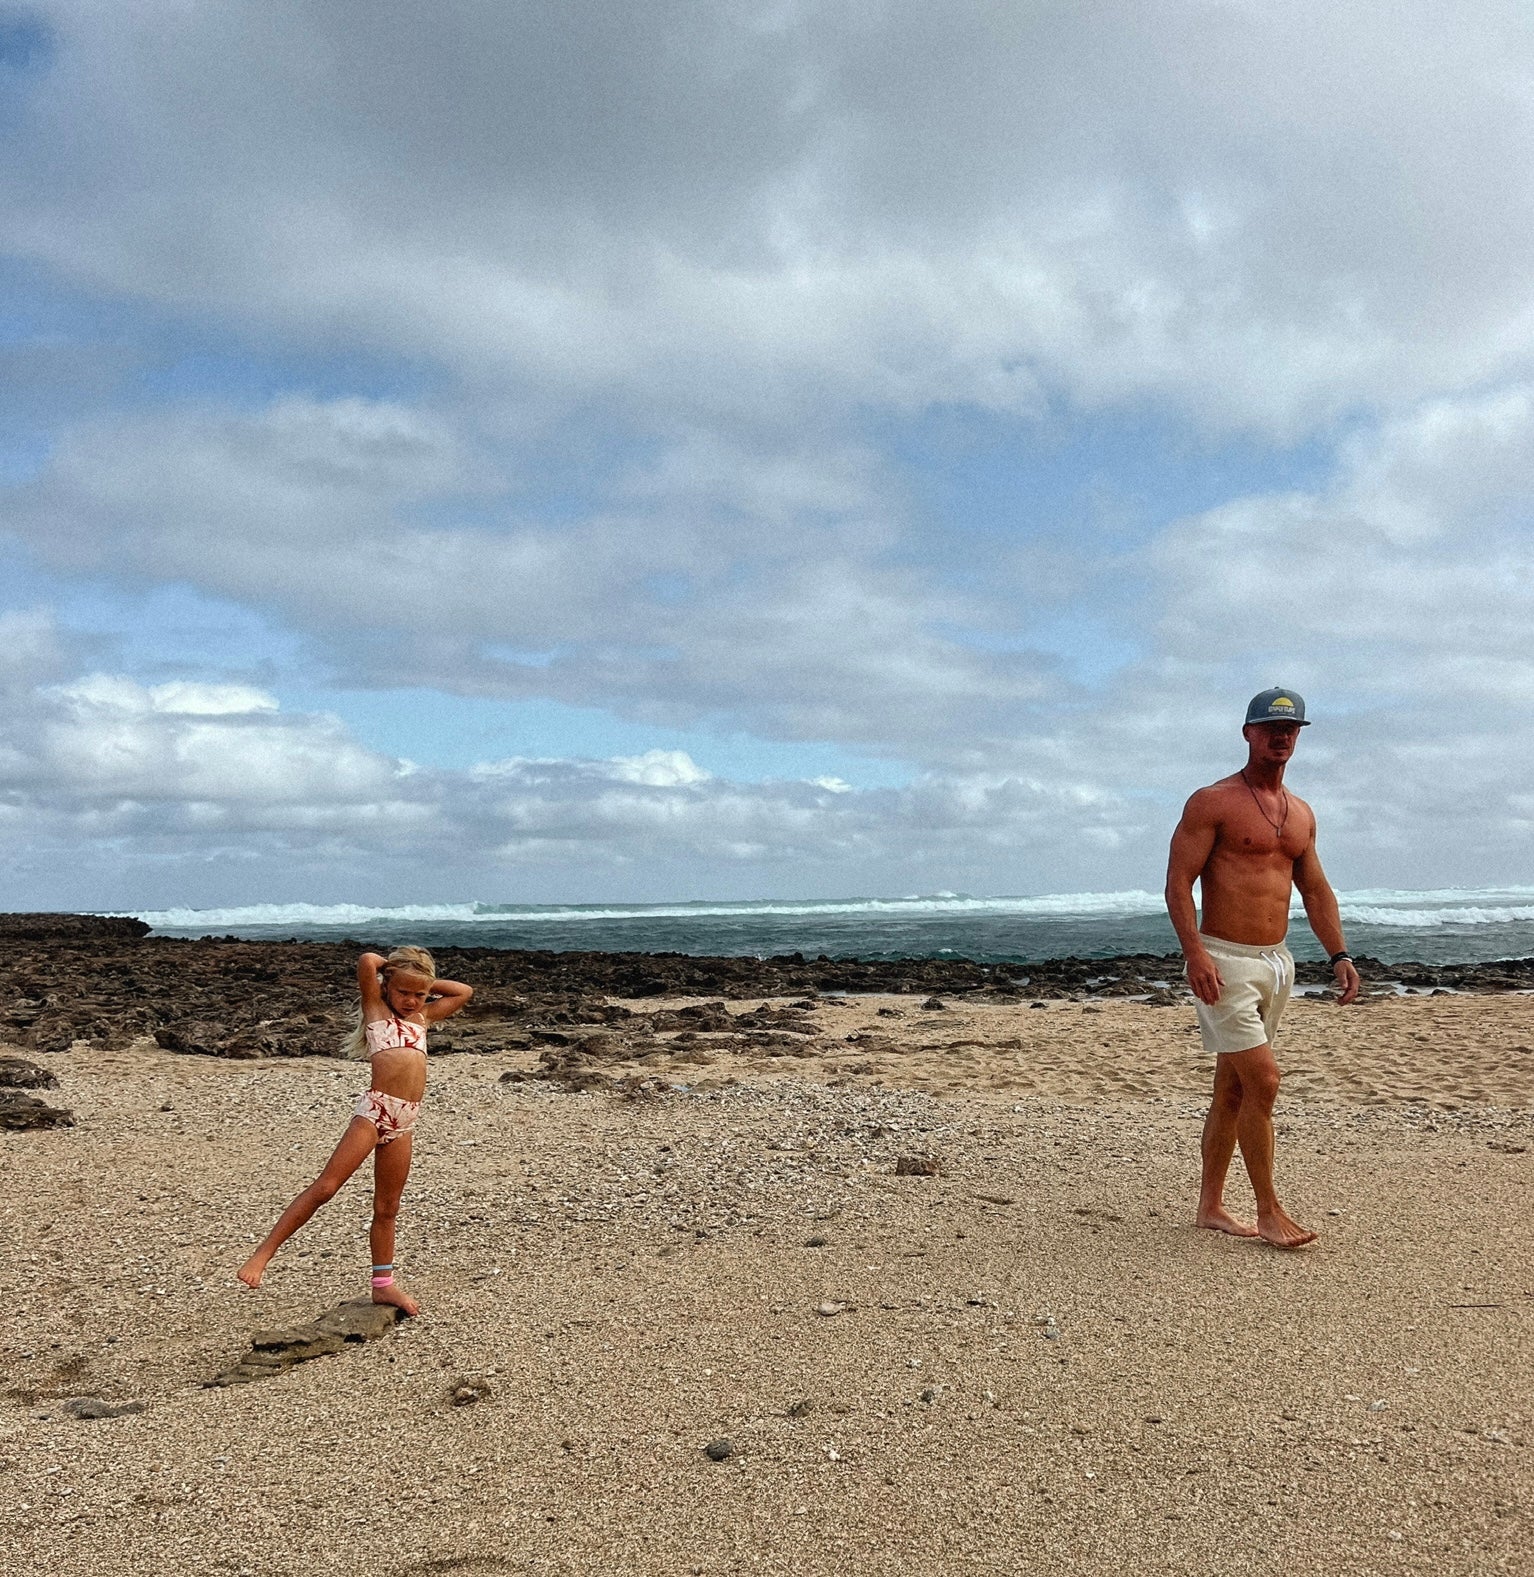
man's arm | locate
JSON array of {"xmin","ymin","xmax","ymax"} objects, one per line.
[
  {"xmin": 1292, "ymin": 829, "xmax": 1361, "ymax": 1006},
  {"xmin": 1165, "ymin": 790, "xmax": 1223, "ymax": 1006}
]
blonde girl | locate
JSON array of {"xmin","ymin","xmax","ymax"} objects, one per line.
[{"xmin": 237, "ymin": 947, "xmax": 473, "ymax": 1314}]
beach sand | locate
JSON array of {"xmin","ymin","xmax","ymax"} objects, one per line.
[{"xmin": 2, "ymin": 989, "xmax": 1532, "ymax": 1576}]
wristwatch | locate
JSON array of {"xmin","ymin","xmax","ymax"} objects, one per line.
[{"xmin": 1328, "ymin": 950, "xmax": 1352, "ymax": 966}]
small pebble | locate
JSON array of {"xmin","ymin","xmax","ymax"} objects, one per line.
[{"xmin": 704, "ymin": 1438, "xmax": 733, "ymax": 1462}]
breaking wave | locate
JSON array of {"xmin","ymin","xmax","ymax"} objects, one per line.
[{"xmin": 124, "ymin": 886, "xmax": 1534, "ymax": 934}]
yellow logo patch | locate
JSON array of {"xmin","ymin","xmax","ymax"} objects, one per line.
[{"xmin": 1271, "ymin": 696, "xmax": 1295, "ymax": 709}]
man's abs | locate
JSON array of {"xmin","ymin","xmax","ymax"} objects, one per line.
[{"xmin": 1197, "ymin": 849, "xmax": 1295, "ymax": 946}]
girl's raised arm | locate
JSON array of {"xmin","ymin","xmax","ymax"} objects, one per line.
[
  {"xmin": 357, "ymin": 952, "xmax": 389, "ymax": 1018},
  {"xmin": 425, "ymin": 978, "xmax": 474, "ymax": 1024}
]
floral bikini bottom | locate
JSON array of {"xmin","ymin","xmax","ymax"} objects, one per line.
[{"xmin": 353, "ymin": 1089, "xmax": 421, "ymax": 1145}]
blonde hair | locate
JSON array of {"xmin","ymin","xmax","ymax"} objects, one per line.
[{"xmin": 339, "ymin": 946, "xmax": 438, "ymax": 1058}]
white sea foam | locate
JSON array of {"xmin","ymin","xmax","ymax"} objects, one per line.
[
  {"xmin": 120, "ymin": 885, "xmax": 1534, "ymax": 933},
  {"xmin": 123, "ymin": 890, "xmax": 1174, "ymax": 930},
  {"xmin": 1337, "ymin": 904, "xmax": 1534, "ymax": 928},
  {"xmin": 120, "ymin": 901, "xmax": 488, "ymax": 931}
]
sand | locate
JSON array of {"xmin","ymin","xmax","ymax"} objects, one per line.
[{"xmin": 2, "ymin": 990, "xmax": 1531, "ymax": 1576}]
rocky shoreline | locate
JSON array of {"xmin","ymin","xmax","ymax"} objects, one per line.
[{"xmin": 1, "ymin": 912, "xmax": 1531, "ymax": 1071}]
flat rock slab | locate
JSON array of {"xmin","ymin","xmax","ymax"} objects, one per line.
[
  {"xmin": 0, "ymin": 1056, "xmax": 58, "ymax": 1089},
  {"xmin": 0, "ymin": 1088, "xmax": 74, "ymax": 1130},
  {"xmin": 208, "ymin": 1298, "xmax": 403, "ymax": 1387},
  {"xmin": 64, "ymin": 1396, "xmax": 146, "ymax": 1421}
]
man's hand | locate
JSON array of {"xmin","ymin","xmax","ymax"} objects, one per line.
[
  {"xmin": 1186, "ymin": 950, "xmax": 1224, "ymax": 1006},
  {"xmin": 1333, "ymin": 959, "xmax": 1361, "ymax": 1006}
]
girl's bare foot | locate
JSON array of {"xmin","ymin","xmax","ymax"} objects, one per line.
[
  {"xmin": 372, "ymin": 1281, "xmax": 420, "ymax": 1316},
  {"xmin": 1257, "ymin": 1207, "xmax": 1318, "ymax": 1249},
  {"xmin": 237, "ymin": 1256, "xmax": 268, "ymax": 1288},
  {"xmin": 1196, "ymin": 1204, "xmax": 1260, "ymax": 1238}
]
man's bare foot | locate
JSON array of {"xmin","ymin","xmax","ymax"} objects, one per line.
[
  {"xmin": 237, "ymin": 1255, "xmax": 269, "ymax": 1288},
  {"xmin": 1257, "ymin": 1207, "xmax": 1318, "ymax": 1249},
  {"xmin": 372, "ymin": 1282, "xmax": 419, "ymax": 1317},
  {"xmin": 1196, "ymin": 1204, "xmax": 1260, "ymax": 1237}
]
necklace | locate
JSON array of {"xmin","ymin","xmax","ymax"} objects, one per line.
[{"xmin": 1240, "ymin": 769, "xmax": 1289, "ymax": 836}]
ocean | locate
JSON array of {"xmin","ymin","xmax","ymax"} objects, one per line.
[{"xmin": 123, "ymin": 887, "xmax": 1534, "ymax": 966}]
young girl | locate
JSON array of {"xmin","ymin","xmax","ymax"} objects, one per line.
[{"xmin": 237, "ymin": 946, "xmax": 473, "ymax": 1314}]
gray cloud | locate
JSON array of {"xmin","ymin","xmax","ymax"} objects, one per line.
[
  {"xmin": 9, "ymin": 3, "xmax": 1534, "ymax": 430},
  {"xmin": 6, "ymin": 395, "xmax": 1073, "ymax": 758},
  {"xmin": 0, "ymin": 623, "xmax": 1149, "ymax": 906}
]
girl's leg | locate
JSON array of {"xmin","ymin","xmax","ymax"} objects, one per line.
[
  {"xmin": 238, "ymin": 1118, "xmax": 378, "ymax": 1287},
  {"xmin": 369, "ymin": 1133, "xmax": 419, "ymax": 1315}
]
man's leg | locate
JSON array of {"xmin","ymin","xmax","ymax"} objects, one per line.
[
  {"xmin": 1197, "ymin": 1054, "xmax": 1259, "ymax": 1236},
  {"xmin": 1228, "ymin": 1041, "xmax": 1316, "ymax": 1249}
]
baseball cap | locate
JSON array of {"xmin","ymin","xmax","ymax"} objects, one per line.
[{"xmin": 1245, "ymin": 687, "xmax": 1309, "ymax": 726}]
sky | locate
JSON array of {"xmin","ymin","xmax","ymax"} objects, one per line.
[{"xmin": 4, "ymin": 1, "xmax": 1534, "ymax": 910}]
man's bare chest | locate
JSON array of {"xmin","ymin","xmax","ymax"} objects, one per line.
[{"xmin": 1216, "ymin": 799, "xmax": 1308, "ymax": 863}]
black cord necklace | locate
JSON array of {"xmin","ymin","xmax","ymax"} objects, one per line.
[{"xmin": 1240, "ymin": 769, "xmax": 1289, "ymax": 836}]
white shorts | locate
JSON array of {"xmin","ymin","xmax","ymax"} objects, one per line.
[{"xmin": 1190, "ymin": 934, "xmax": 1293, "ymax": 1057}]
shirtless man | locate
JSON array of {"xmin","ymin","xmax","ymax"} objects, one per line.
[{"xmin": 1165, "ymin": 688, "xmax": 1361, "ymax": 1248}]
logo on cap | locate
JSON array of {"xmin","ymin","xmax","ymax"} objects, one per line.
[{"xmin": 1245, "ymin": 686, "xmax": 1310, "ymax": 726}]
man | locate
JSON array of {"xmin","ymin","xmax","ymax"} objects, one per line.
[{"xmin": 1165, "ymin": 687, "xmax": 1361, "ymax": 1248}]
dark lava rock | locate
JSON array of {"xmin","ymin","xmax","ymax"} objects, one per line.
[
  {"xmin": 0, "ymin": 1056, "xmax": 57, "ymax": 1089},
  {"xmin": 6, "ymin": 920, "xmax": 1534, "ymax": 1089},
  {"xmin": 894, "ymin": 1155, "xmax": 943, "ymax": 1177},
  {"xmin": 208, "ymin": 1298, "xmax": 402, "ymax": 1387},
  {"xmin": 733, "ymin": 1004, "xmax": 819, "ymax": 1034},
  {"xmin": 921, "ymin": 998, "xmax": 948, "ymax": 1010},
  {"xmin": 154, "ymin": 1023, "xmax": 225, "ymax": 1057},
  {"xmin": 703, "ymin": 1438, "xmax": 734, "ymax": 1462},
  {"xmin": 449, "ymin": 1377, "xmax": 493, "ymax": 1406},
  {"xmin": 0, "ymin": 914, "xmax": 149, "ymax": 943},
  {"xmin": 0, "ymin": 1089, "xmax": 73, "ymax": 1130},
  {"xmin": 22, "ymin": 1023, "xmax": 84, "ymax": 1055},
  {"xmin": 651, "ymin": 1001, "xmax": 736, "ymax": 1033},
  {"xmin": 1091, "ymin": 977, "xmax": 1153, "ymax": 997}
]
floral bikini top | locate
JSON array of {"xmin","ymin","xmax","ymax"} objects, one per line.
[{"xmin": 364, "ymin": 1015, "xmax": 427, "ymax": 1058}]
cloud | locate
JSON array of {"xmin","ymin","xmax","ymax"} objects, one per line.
[
  {"xmin": 0, "ymin": 626, "xmax": 1149, "ymax": 903},
  {"xmin": 1149, "ymin": 383, "xmax": 1534, "ymax": 696},
  {"xmin": 5, "ymin": 394, "xmax": 1072, "ymax": 758},
  {"xmin": 8, "ymin": 3, "xmax": 1534, "ymax": 433}
]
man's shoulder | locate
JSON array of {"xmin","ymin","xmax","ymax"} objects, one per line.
[
  {"xmin": 1174, "ymin": 776, "xmax": 1241, "ymax": 831},
  {"xmin": 1184, "ymin": 774, "xmax": 1245, "ymax": 808}
]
